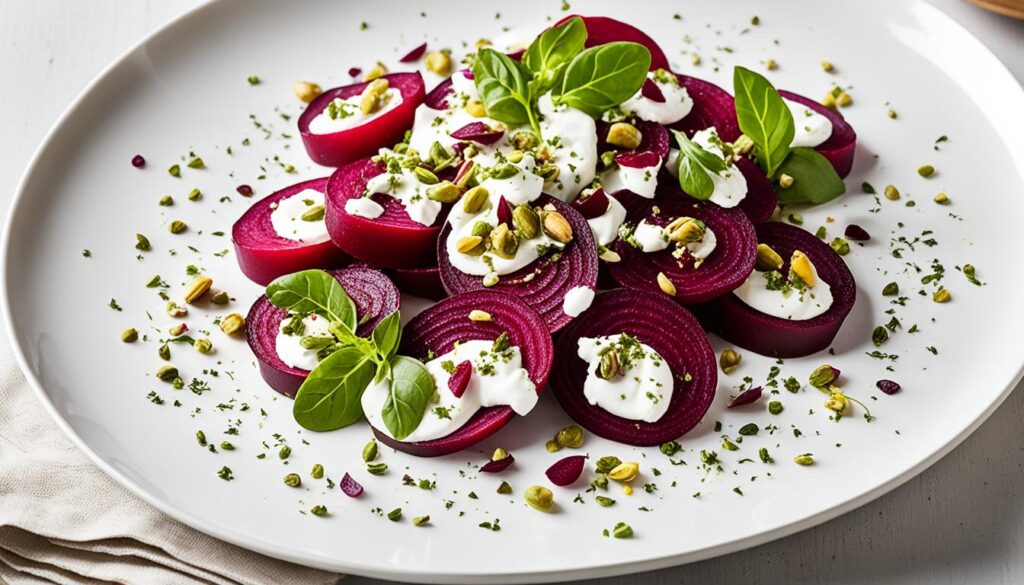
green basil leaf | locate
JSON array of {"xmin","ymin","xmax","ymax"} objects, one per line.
[
  {"xmin": 371, "ymin": 311, "xmax": 402, "ymax": 360},
  {"xmin": 556, "ymin": 42, "xmax": 651, "ymax": 118},
  {"xmin": 774, "ymin": 147, "xmax": 846, "ymax": 205},
  {"xmin": 266, "ymin": 270, "xmax": 356, "ymax": 330},
  {"xmin": 293, "ymin": 347, "xmax": 376, "ymax": 432},
  {"xmin": 733, "ymin": 66, "xmax": 794, "ymax": 177},
  {"xmin": 473, "ymin": 48, "xmax": 533, "ymax": 126},
  {"xmin": 381, "ymin": 356, "xmax": 437, "ymax": 441},
  {"xmin": 523, "ymin": 17, "xmax": 587, "ymax": 96},
  {"xmin": 671, "ymin": 129, "xmax": 726, "ymax": 200}
]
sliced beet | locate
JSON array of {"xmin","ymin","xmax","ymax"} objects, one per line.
[
  {"xmin": 387, "ymin": 265, "xmax": 447, "ymax": 300},
  {"xmin": 340, "ymin": 473, "xmax": 364, "ymax": 497},
  {"xmin": 425, "ymin": 78, "xmax": 455, "ymax": 110},
  {"xmin": 641, "ymin": 78, "xmax": 666, "ymax": 102},
  {"xmin": 778, "ymin": 90, "xmax": 857, "ymax": 178},
  {"xmin": 450, "ymin": 122, "xmax": 504, "ymax": 145},
  {"xmin": 448, "ymin": 360, "xmax": 472, "ymax": 398},
  {"xmin": 607, "ymin": 192, "xmax": 756, "ymax": 304},
  {"xmin": 298, "ymin": 72, "xmax": 426, "ymax": 167},
  {"xmin": 437, "ymin": 195, "xmax": 599, "ymax": 332},
  {"xmin": 546, "ymin": 455, "xmax": 587, "ymax": 487},
  {"xmin": 400, "ymin": 42, "xmax": 428, "ymax": 63},
  {"xmin": 572, "ymin": 187, "xmax": 610, "ymax": 220},
  {"xmin": 555, "ymin": 15, "xmax": 670, "ymax": 71},
  {"xmin": 597, "ymin": 120, "xmax": 670, "ymax": 172},
  {"xmin": 246, "ymin": 267, "xmax": 400, "ymax": 397},
  {"xmin": 233, "ymin": 177, "xmax": 349, "ymax": 285},
  {"xmin": 551, "ymin": 289, "xmax": 717, "ymax": 446},
  {"xmin": 372, "ymin": 291, "xmax": 553, "ymax": 457},
  {"xmin": 728, "ymin": 386, "xmax": 763, "ymax": 408},
  {"xmin": 733, "ymin": 158, "xmax": 778, "ymax": 224},
  {"xmin": 669, "ymin": 74, "xmax": 741, "ymax": 142},
  {"xmin": 480, "ymin": 454, "xmax": 515, "ymax": 473},
  {"xmin": 324, "ymin": 157, "xmax": 445, "ymax": 269},
  {"xmin": 704, "ymin": 222, "xmax": 856, "ymax": 358}
]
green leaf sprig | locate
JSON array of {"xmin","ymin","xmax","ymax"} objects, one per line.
[
  {"xmin": 266, "ymin": 270, "xmax": 436, "ymax": 439},
  {"xmin": 473, "ymin": 17, "xmax": 651, "ymax": 137},
  {"xmin": 670, "ymin": 129, "xmax": 729, "ymax": 200},
  {"xmin": 732, "ymin": 66, "xmax": 845, "ymax": 205}
]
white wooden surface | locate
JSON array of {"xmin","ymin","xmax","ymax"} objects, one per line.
[{"xmin": 1, "ymin": 2, "xmax": 1022, "ymax": 584}]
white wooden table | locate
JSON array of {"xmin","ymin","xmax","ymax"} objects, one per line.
[{"xmin": 2, "ymin": 2, "xmax": 1022, "ymax": 584}]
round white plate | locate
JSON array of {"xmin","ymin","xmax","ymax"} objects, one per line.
[{"xmin": 4, "ymin": 0, "xmax": 1024, "ymax": 582}]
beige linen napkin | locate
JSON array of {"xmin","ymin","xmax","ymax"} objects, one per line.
[{"xmin": 0, "ymin": 347, "xmax": 342, "ymax": 585}]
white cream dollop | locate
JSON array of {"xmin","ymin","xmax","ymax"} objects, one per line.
[
  {"xmin": 308, "ymin": 89, "xmax": 404, "ymax": 135},
  {"xmin": 611, "ymin": 72, "xmax": 693, "ymax": 125},
  {"xmin": 270, "ymin": 189, "xmax": 331, "ymax": 243},
  {"xmin": 537, "ymin": 94, "xmax": 598, "ymax": 202},
  {"xmin": 361, "ymin": 339, "xmax": 537, "ymax": 443},
  {"xmin": 563, "ymin": 286, "xmax": 595, "ymax": 317},
  {"xmin": 626, "ymin": 219, "xmax": 717, "ymax": 262},
  {"xmin": 343, "ymin": 197, "xmax": 384, "ymax": 220},
  {"xmin": 275, "ymin": 313, "xmax": 332, "ymax": 370},
  {"xmin": 601, "ymin": 161, "xmax": 662, "ymax": 199},
  {"xmin": 363, "ymin": 152, "xmax": 442, "ymax": 227},
  {"xmin": 784, "ymin": 98, "xmax": 833, "ymax": 148},
  {"xmin": 586, "ymin": 195, "xmax": 627, "ymax": 247},
  {"xmin": 733, "ymin": 258, "xmax": 834, "ymax": 320},
  {"xmin": 577, "ymin": 335, "xmax": 674, "ymax": 423},
  {"xmin": 666, "ymin": 127, "xmax": 749, "ymax": 208}
]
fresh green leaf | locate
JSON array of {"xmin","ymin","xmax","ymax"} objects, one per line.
[
  {"xmin": 381, "ymin": 356, "xmax": 437, "ymax": 440},
  {"xmin": 555, "ymin": 42, "xmax": 651, "ymax": 118},
  {"xmin": 293, "ymin": 347, "xmax": 376, "ymax": 431},
  {"xmin": 671, "ymin": 129, "xmax": 728, "ymax": 200},
  {"xmin": 774, "ymin": 147, "xmax": 846, "ymax": 204},
  {"xmin": 473, "ymin": 48, "xmax": 534, "ymax": 127},
  {"xmin": 266, "ymin": 270, "xmax": 356, "ymax": 330},
  {"xmin": 371, "ymin": 311, "xmax": 402, "ymax": 360},
  {"xmin": 523, "ymin": 17, "xmax": 587, "ymax": 96},
  {"xmin": 733, "ymin": 66, "xmax": 794, "ymax": 177}
]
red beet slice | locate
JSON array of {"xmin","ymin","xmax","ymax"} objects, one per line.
[
  {"xmin": 845, "ymin": 224, "xmax": 870, "ymax": 241},
  {"xmin": 550, "ymin": 289, "xmax": 717, "ymax": 446},
  {"xmin": 424, "ymin": 78, "xmax": 455, "ymax": 110},
  {"xmin": 728, "ymin": 386, "xmax": 763, "ymax": 408},
  {"xmin": 233, "ymin": 177, "xmax": 349, "ymax": 285},
  {"xmin": 704, "ymin": 222, "xmax": 856, "ymax": 358},
  {"xmin": 546, "ymin": 455, "xmax": 587, "ymax": 487},
  {"xmin": 324, "ymin": 157, "xmax": 445, "ymax": 269},
  {"xmin": 733, "ymin": 158, "xmax": 779, "ymax": 224},
  {"xmin": 496, "ymin": 196, "xmax": 514, "ymax": 228},
  {"xmin": 669, "ymin": 74, "xmax": 741, "ymax": 143},
  {"xmin": 480, "ymin": 454, "xmax": 515, "ymax": 473},
  {"xmin": 246, "ymin": 267, "xmax": 400, "ymax": 397},
  {"xmin": 641, "ymin": 78, "xmax": 666, "ymax": 103},
  {"xmin": 437, "ymin": 195, "xmax": 599, "ymax": 332},
  {"xmin": 450, "ymin": 122, "xmax": 504, "ymax": 145},
  {"xmin": 400, "ymin": 42, "xmax": 428, "ymax": 63},
  {"xmin": 387, "ymin": 265, "xmax": 447, "ymax": 300},
  {"xmin": 607, "ymin": 191, "xmax": 756, "ymax": 304},
  {"xmin": 572, "ymin": 188, "xmax": 610, "ymax": 220},
  {"xmin": 372, "ymin": 291, "xmax": 553, "ymax": 457},
  {"xmin": 778, "ymin": 90, "xmax": 857, "ymax": 178},
  {"xmin": 448, "ymin": 360, "xmax": 472, "ymax": 398},
  {"xmin": 597, "ymin": 120, "xmax": 670, "ymax": 172},
  {"xmin": 298, "ymin": 72, "xmax": 426, "ymax": 167},
  {"xmin": 131, "ymin": 154, "xmax": 145, "ymax": 168},
  {"xmin": 340, "ymin": 473, "xmax": 364, "ymax": 497},
  {"xmin": 554, "ymin": 15, "xmax": 670, "ymax": 71},
  {"xmin": 877, "ymin": 380, "xmax": 901, "ymax": 395}
]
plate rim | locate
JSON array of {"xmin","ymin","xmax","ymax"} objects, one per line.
[{"xmin": 3, "ymin": 0, "xmax": 1024, "ymax": 582}]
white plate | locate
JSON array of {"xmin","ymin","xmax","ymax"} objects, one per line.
[{"xmin": 4, "ymin": 0, "xmax": 1024, "ymax": 582}]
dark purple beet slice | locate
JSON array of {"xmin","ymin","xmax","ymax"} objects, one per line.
[
  {"xmin": 572, "ymin": 188, "xmax": 610, "ymax": 220},
  {"xmin": 607, "ymin": 192, "xmax": 756, "ymax": 304},
  {"xmin": 597, "ymin": 120, "xmax": 670, "ymax": 171},
  {"xmin": 480, "ymin": 454, "xmax": 515, "ymax": 473},
  {"xmin": 705, "ymin": 222, "xmax": 856, "ymax": 358},
  {"xmin": 425, "ymin": 78, "xmax": 455, "ymax": 110},
  {"xmin": 641, "ymin": 78, "xmax": 666, "ymax": 102},
  {"xmin": 669, "ymin": 74, "xmax": 741, "ymax": 142},
  {"xmin": 496, "ymin": 196, "xmax": 513, "ymax": 228},
  {"xmin": 131, "ymin": 154, "xmax": 145, "ymax": 168},
  {"xmin": 877, "ymin": 380, "xmax": 901, "ymax": 395},
  {"xmin": 448, "ymin": 360, "xmax": 472, "ymax": 398},
  {"xmin": 845, "ymin": 224, "xmax": 870, "ymax": 241},
  {"xmin": 554, "ymin": 15, "xmax": 670, "ymax": 71},
  {"xmin": 400, "ymin": 42, "xmax": 428, "ymax": 63},
  {"xmin": 372, "ymin": 291, "xmax": 553, "ymax": 457},
  {"xmin": 324, "ymin": 157, "xmax": 446, "ymax": 269},
  {"xmin": 246, "ymin": 267, "xmax": 400, "ymax": 397},
  {"xmin": 387, "ymin": 265, "xmax": 447, "ymax": 300},
  {"xmin": 233, "ymin": 177, "xmax": 350, "ymax": 286},
  {"xmin": 734, "ymin": 158, "xmax": 778, "ymax": 224},
  {"xmin": 298, "ymin": 72, "xmax": 426, "ymax": 167},
  {"xmin": 546, "ymin": 455, "xmax": 587, "ymax": 486},
  {"xmin": 551, "ymin": 289, "xmax": 717, "ymax": 446},
  {"xmin": 778, "ymin": 90, "xmax": 857, "ymax": 178},
  {"xmin": 437, "ymin": 195, "xmax": 599, "ymax": 332},
  {"xmin": 450, "ymin": 122, "xmax": 504, "ymax": 145},
  {"xmin": 340, "ymin": 473, "xmax": 364, "ymax": 497},
  {"xmin": 728, "ymin": 386, "xmax": 763, "ymax": 408}
]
